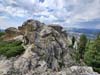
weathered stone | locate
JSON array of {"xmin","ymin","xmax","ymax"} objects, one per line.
[
  {"xmin": 18, "ymin": 19, "xmax": 43, "ymax": 35},
  {"xmin": 5, "ymin": 27, "xmax": 19, "ymax": 34},
  {"xmin": 49, "ymin": 24, "xmax": 63, "ymax": 32},
  {"xmin": 3, "ymin": 27, "xmax": 20, "ymax": 41},
  {"xmin": 40, "ymin": 26, "xmax": 53, "ymax": 37}
]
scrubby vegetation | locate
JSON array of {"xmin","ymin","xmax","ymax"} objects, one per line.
[
  {"xmin": 0, "ymin": 32, "xmax": 5, "ymax": 37},
  {"xmin": 0, "ymin": 40, "xmax": 25, "ymax": 58},
  {"xmin": 0, "ymin": 32, "xmax": 5, "ymax": 40}
]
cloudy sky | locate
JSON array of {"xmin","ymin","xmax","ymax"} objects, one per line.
[{"xmin": 0, "ymin": 0, "xmax": 100, "ymax": 29}]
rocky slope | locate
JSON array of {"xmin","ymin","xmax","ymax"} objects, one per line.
[{"xmin": 0, "ymin": 19, "xmax": 99, "ymax": 75}]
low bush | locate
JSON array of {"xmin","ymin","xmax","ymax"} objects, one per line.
[
  {"xmin": 0, "ymin": 32, "xmax": 5, "ymax": 37},
  {"xmin": 0, "ymin": 40, "xmax": 25, "ymax": 58}
]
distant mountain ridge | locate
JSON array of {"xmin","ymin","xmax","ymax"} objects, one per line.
[
  {"xmin": 65, "ymin": 27, "xmax": 100, "ymax": 39},
  {"xmin": 0, "ymin": 29, "xmax": 4, "ymax": 32},
  {"xmin": 1, "ymin": 27, "xmax": 100, "ymax": 39}
]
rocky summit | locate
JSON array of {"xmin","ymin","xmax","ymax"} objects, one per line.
[{"xmin": 0, "ymin": 19, "xmax": 99, "ymax": 75}]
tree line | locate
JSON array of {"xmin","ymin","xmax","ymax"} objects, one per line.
[{"xmin": 71, "ymin": 33, "xmax": 100, "ymax": 73}]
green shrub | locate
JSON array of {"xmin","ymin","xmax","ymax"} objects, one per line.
[
  {"xmin": 0, "ymin": 32, "xmax": 5, "ymax": 41},
  {"xmin": 0, "ymin": 32, "xmax": 5, "ymax": 37},
  {"xmin": 94, "ymin": 67, "xmax": 100, "ymax": 73},
  {"xmin": 5, "ymin": 46, "xmax": 24, "ymax": 58},
  {"xmin": 0, "ymin": 40, "xmax": 25, "ymax": 58}
]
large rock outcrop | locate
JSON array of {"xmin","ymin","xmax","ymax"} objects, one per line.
[
  {"xmin": 0, "ymin": 19, "xmax": 99, "ymax": 75},
  {"xmin": 2, "ymin": 27, "xmax": 20, "ymax": 41}
]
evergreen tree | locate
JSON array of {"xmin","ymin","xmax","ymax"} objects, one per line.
[
  {"xmin": 78, "ymin": 34, "xmax": 87, "ymax": 59},
  {"xmin": 72, "ymin": 36, "xmax": 75, "ymax": 47},
  {"xmin": 84, "ymin": 34, "xmax": 100, "ymax": 73}
]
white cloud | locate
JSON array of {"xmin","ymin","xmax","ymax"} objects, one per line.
[
  {"xmin": 5, "ymin": 6, "xmax": 28, "ymax": 17},
  {"xmin": 0, "ymin": 5, "xmax": 29, "ymax": 17},
  {"xmin": 70, "ymin": 0, "xmax": 99, "ymax": 22},
  {"xmin": 0, "ymin": 0, "xmax": 100, "ymax": 28},
  {"xmin": 36, "ymin": 0, "xmax": 100, "ymax": 26}
]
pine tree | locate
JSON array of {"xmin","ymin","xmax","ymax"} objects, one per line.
[
  {"xmin": 72, "ymin": 36, "xmax": 75, "ymax": 48},
  {"xmin": 78, "ymin": 34, "xmax": 87, "ymax": 59},
  {"xmin": 84, "ymin": 34, "xmax": 100, "ymax": 73}
]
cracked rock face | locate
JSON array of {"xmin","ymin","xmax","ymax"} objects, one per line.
[{"xmin": 0, "ymin": 19, "xmax": 99, "ymax": 75}]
